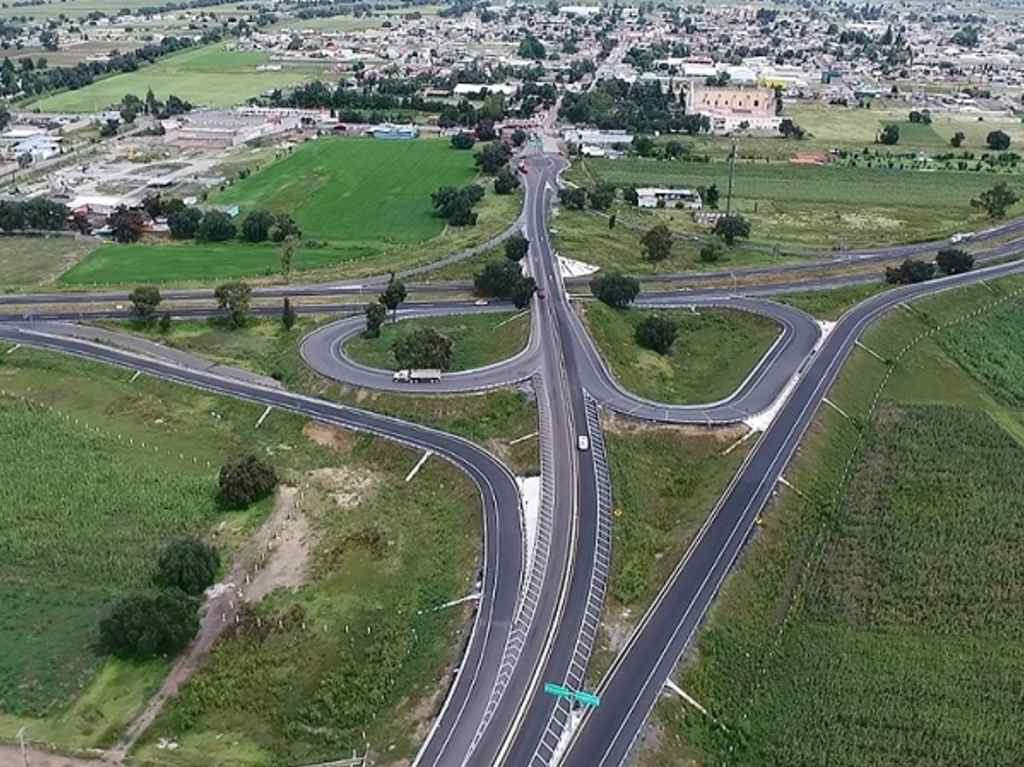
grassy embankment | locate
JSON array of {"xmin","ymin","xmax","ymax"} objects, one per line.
[
  {"xmin": 634, "ymin": 274, "xmax": 1024, "ymax": 767},
  {"xmin": 0, "ymin": 339, "xmax": 500, "ymax": 765},
  {"xmin": 580, "ymin": 301, "xmax": 780, "ymax": 404},
  {"xmin": 59, "ymin": 138, "xmax": 520, "ymax": 287}
]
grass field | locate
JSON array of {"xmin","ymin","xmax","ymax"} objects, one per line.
[
  {"xmin": 0, "ymin": 338, "xmax": 490, "ymax": 762},
  {"xmin": 0, "ymin": 236, "xmax": 97, "ymax": 287},
  {"xmin": 30, "ymin": 44, "xmax": 320, "ymax": 112},
  {"xmin": 635, "ymin": 276, "xmax": 1024, "ymax": 767},
  {"xmin": 581, "ymin": 302, "xmax": 781, "ymax": 404},
  {"xmin": 579, "ymin": 154, "xmax": 1023, "ymax": 247},
  {"xmin": 61, "ymin": 138, "xmax": 518, "ymax": 286},
  {"xmin": 0, "ymin": 0, "xmax": 252, "ymax": 17},
  {"xmin": 344, "ymin": 312, "xmax": 529, "ymax": 372},
  {"xmin": 775, "ymin": 282, "xmax": 892, "ymax": 320}
]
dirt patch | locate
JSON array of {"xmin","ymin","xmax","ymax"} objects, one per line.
[
  {"xmin": 307, "ymin": 467, "xmax": 379, "ymax": 509},
  {"xmin": 303, "ymin": 421, "xmax": 355, "ymax": 453},
  {"xmin": 244, "ymin": 486, "xmax": 313, "ymax": 603},
  {"xmin": 601, "ymin": 412, "xmax": 748, "ymax": 444},
  {"xmin": 0, "ymin": 745, "xmax": 112, "ymax": 767}
]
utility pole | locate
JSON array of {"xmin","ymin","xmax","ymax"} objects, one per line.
[{"xmin": 726, "ymin": 141, "xmax": 737, "ymax": 216}]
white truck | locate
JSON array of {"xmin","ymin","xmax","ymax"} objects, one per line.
[{"xmin": 392, "ymin": 368, "xmax": 443, "ymax": 384}]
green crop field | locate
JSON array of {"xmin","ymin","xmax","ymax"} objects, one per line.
[
  {"xmin": 60, "ymin": 138, "xmax": 517, "ymax": 286},
  {"xmin": 30, "ymin": 44, "xmax": 320, "ymax": 112},
  {"xmin": 582, "ymin": 302, "xmax": 780, "ymax": 404},
  {"xmin": 635, "ymin": 278, "xmax": 1024, "ymax": 767},
  {"xmin": 213, "ymin": 138, "xmax": 478, "ymax": 243},
  {"xmin": 344, "ymin": 312, "xmax": 530, "ymax": 372}
]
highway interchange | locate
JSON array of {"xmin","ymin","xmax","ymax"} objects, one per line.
[{"xmin": 4, "ymin": 149, "xmax": 1024, "ymax": 767}]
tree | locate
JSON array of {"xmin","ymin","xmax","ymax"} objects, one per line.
[
  {"xmin": 987, "ymin": 130, "xmax": 1011, "ymax": 151},
  {"xmin": 280, "ymin": 238, "xmax": 295, "ymax": 279},
  {"xmin": 951, "ymin": 131, "xmax": 966, "ymax": 148},
  {"xmin": 108, "ymin": 205, "xmax": 146, "ymax": 243},
  {"xmin": 475, "ymin": 119, "xmax": 497, "ymax": 141},
  {"xmin": 392, "ymin": 327, "xmax": 454, "ymax": 370},
  {"xmin": 713, "ymin": 214, "xmax": 752, "ymax": 246},
  {"xmin": 663, "ymin": 140, "xmax": 686, "ymax": 159},
  {"xmin": 699, "ymin": 242, "xmax": 723, "ymax": 263},
  {"xmin": 623, "ymin": 185, "xmax": 639, "ymax": 206},
  {"xmin": 698, "ymin": 184, "xmax": 720, "ymax": 210},
  {"xmin": 590, "ymin": 271, "xmax": 640, "ymax": 308},
  {"xmin": 589, "ymin": 183, "xmax": 616, "ymax": 211},
  {"xmin": 494, "ymin": 168, "xmax": 520, "ymax": 195},
  {"xmin": 779, "ymin": 118, "xmax": 805, "ymax": 139},
  {"xmin": 971, "ymin": 181, "xmax": 1021, "ymax": 219},
  {"xmin": 451, "ymin": 132, "xmax": 476, "ymax": 150},
  {"xmin": 519, "ymin": 33, "xmax": 546, "ymax": 60},
  {"xmin": 635, "ymin": 315, "xmax": 678, "ymax": 355},
  {"xmin": 197, "ymin": 210, "xmax": 237, "ymax": 242},
  {"xmin": 641, "ymin": 224, "xmax": 673, "ymax": 262},
  {"xmin": 878, "ymin": 124, "xmax": 900, "ymax": 145},
  {"xmin": 364, "ymin": 302, "xmax": 387, "ymax": 338},
  {"xmin": 432, "ymin": 185, "xmax": 483, "ymax": 226},
  {"xmin": 505, "ymin": 232, "xmax": 530, "ymax": 261},
  {"xmin": 129, "ymin": 285, "xmax": 161, "ymax": 323},
  {"xmin": 475, "ymin": 259, "xmax": 531, "ymax": 301},
  {"xmin": 679, "ymin": 113, "xmax": 711, "ymax": 136},
  {"xmin": 608, "ymin": 213, "xmax": 617, "ymax": 229},
  {"xmin": 510, "ymin": 275, "xmax": 537, "ymax": 309},
  {"xmin": 99, "ymin": 591, "xmax": 198, "ymax": 659},
  {"xmin": 218, "ymin": 454, "xmax": 278, "ymax": 508},
  {"xmin": 153, "ymin": 539, "xmax": 220, "ymax": 596},
  {"xmin": 631, "ymin": 135, "xmax": 656, "ymax": 157},
  {"xmin": 476, "ymin": 141, "xmax": 512, "ymax": 174},
  {"xmin": 119, "ymin": 107, "xmax": 137, "ymax": 125},
  {"xmin": 378, "ymin": 275, "xmax": 407, "ymax": 322},
  {"xmin": 885, "ymin": 258, "xmax": 935, "ymax": 285},
  {"xmin": 168, "ymin": 207, "xmax": 203, "ymax": 239},
  {"xmin": 281, "ymin": 297, "xmax": 297, "ymax": 330},
  {"xmin": 558, "ymin": 187, "xmax": 587, "ymax": 210},
  {"xmin": 511, "ymin": 128, "xmax": 528, "ymax": 147},
  {"xmin": 159, "ymin": 312, "xmax": 172, "ymax": 333},
  {"xmin": 214, "ymin": 281, "xmax": 252, "ymax": 327},
  {"xmin": 269, "ymin": 213, "xmax": 301, "ymax": 242},
  {"xmin": 99, "ymin": 118, "xmax": 120, "ymax": 138},
  {"xmin": 240, "ymin": 209, "xmax": 276, "ymax": 243},
  {"xmin": 936, "ymin": 247, "xmax": 974, "ymax": 275}
]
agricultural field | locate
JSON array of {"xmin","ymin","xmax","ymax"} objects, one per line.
[
  {"xmin": 344, "ymin": 312, "xmax": 530, "ymax": 372},
  {"xmin": 29, "ymin": 44, "xmax": 322, "ymax": 112},
  {"xmin": 581, "ymin": 302, "xmax": 781, "ymax": 404},
  {"xmin": 635, "ymin": 276, "xmax": 1024, "ymax": 767},
  {"xmin": 0, "ymin": 339, "xmax": 489, "ymax": 763},
  {"xmin": 0, "ymin": 0, "xmax": 251, "ymax": 17},
  {"xmin": 0, "ymin": 235, "xmax": 97, "ymax": 287},
  {"xmin": 578, "ymin": 153, "xmax": 1022, "ymax": 247},
  {"xmin": 62, "ymin": 138, "xmax": 520, "ymax": 286}
]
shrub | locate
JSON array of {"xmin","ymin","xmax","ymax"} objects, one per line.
[
  {"xmin": 635, "ymin": 315, "xmax": 679, "ymax": 355},
  {"xmin": 99, "ymin": 591, "xmax": 199, "ymax": 659},
  {"xmin": 218, "ymin": 454, "xmax": 278, "ymax": 508},
  {"xmin": 154, "ymin": 539, "xmax": 220, "ymax": 596}
]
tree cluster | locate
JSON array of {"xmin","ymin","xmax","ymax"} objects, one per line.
[
  {"xmin": 0, "ymin": 197, "xmax": 68, "ymax": 232},
  {"xmin": 473, "ymin": 260, "xmax": 537, "ymax": 308},
  {"xmin": 885, "ymin": 258, "xmax": 935, "ymax": 284},
  {"xmin": 476, "ymin": 141, "xmax": 513, "ymax": 174},
  {"xmin": 392, "ymin": 327, "xmax": 454, "ymax": 370},
  {"xmin": 590, "ymin": 271, "xmax": 640, "ymax": 308},
  {"xmin": 635, "ymin": 315, "xmax": 678, "ymax": 355},
  {"xmin": 432, "ymin": 184, "xmax": 484, "ymax": 226}
]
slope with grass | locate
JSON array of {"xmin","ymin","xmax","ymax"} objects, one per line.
[
  {"xmin": 30, "ymin": 44, "xmax": 319, "ymax": 112},
  {"xmin": 580, "ymin": 302, "xmax": 781, "ymax": 404},
  {"xmin": 633, "ymin": 276, "xmax": 1024, "ymax": 767}
]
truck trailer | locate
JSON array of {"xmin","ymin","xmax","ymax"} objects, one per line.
[{"xmin": 392, "ymin": 369, "xmax": 443, "ymax": 383}]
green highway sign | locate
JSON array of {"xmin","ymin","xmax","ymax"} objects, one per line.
[
  {"xmin": 575, "ymin": 691, "xmax": 601, "ymax": 707},
  {"xmin": 543, "ymin": 682, "xmax": 574, "ymax": 700}
]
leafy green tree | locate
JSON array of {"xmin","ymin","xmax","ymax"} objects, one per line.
[
  {"xmin": 197, "ymin": 210, "xmax": 237, "ymax": 242},
  {"xmin": 505, "ymin": 232, "xmax": 530, "ymax": 261},
  {"xmin": 129, "ymin": 285, "xmax": 161, "ymax": 323},
  {"xmin": 269, "ymin": 213, "xmax": 301, "ymax": 242},
  {"xmin": 476, "ymin": 141, "xmax": 512, "ymax": 174},
  {"xmin": 663, "ymin": 140, "xmax": 686, "ymax": 159},
  {"xmin": 281, "ymin": 297, "xmax": 297, "ymax": 330},
  {"xmin": 950, "ymin": 131, "xmax": 966, "ymax": 148},
  {"xmin": 378, "ymin": 275, "xmax": 407, "ymax": 322},
  {"xmin": 878, "ymin": 124, "xmax": 900, "ymax": 145},
  {"xmin": 885, "ymin": 258, "xmax": 935, "ymax": 284},
  {"xmin": 590, "ymin": 271, "xmax": 640, "ymax": 308},
  {"xmin": 635, "ymin": 315, "xmax": 678, "ymax": 354},
  {"xmin": 511, "ymin": 275, "xmax": 537, "ymax": 308},
  {"xmin": 158, "ymin": 312, "xmax": 172, "ymax": 333},
  {"xmin": 589, "ymin": 183, "xmax": 616, "ymax": 211},
  {"xmin": 451, "ymin": 132, "xmax": 476, "ymax": 150},
  {"xmin": 214, "ymin": 281, "xmax": 252, "ymax": 327},
  {"xmin": 559, "ymin": 187, "xmax": 587, "ymax": 210},
  {"xmin": 987, "ymin": 130, "xmax": 1011, "ymax": 151},
  {"xmin": 218, "ymin": 454, "xmax": 278, "ymax": 508},
  {"xmin": 364, "ymin": 301, "xmax": 387, "ymax": 338},
  {"xmin": 168, "ymin": 207, "xmax": 203, "ymax": 239},
  {"xmin": 475, "ymin": 259, "xmax": 531, "ymax": 300},
  {"xmin": 631, "ymin": 135, "xmax": 656, "ymax": 156},
  {"xmin": 713, "ymin": 214, "xmax": 752, "ymax": 246},
  {"xmin": 494, "ymin": 168, "xmax": 520, "ymax": 195},
  {"xmin": 779, "ymin": 118, "xmax": 806, "ymax": 139},
  {"xmin": 280, "ymin": 238, "xmax": 295, "ymax": 279},
  {"xmin": 519, "ymin": 33, "xmax": 546, "ymax": 60},
  {"xmin": 392, "ymin": 327, "xmax": 454, "ymax": 370},
  {"xmin": 108, "ymin": 205, "xmax": 147, "ymax": 243},
  {"xmin": 623, "ymin": 185, "xmax": 639, "ymax": 206},
  {"xmin": 511, "ymin": 128, "xmax": 528, "ymax": 147},
  {"xmin": 475, "ymin": 119, "xmax": 497, "ymax": 141},
  {"xmin": 154, "ymin": 539, "xmax": 220, "ymax": 596},
  {"xmin": 699, "ymin": 242, "xmax": 723, "ymax": 263},
  {"xmin": 971, "ymin": 181, "xmax": 1021, "ymax": 219},
  {"xmin": 240, "ymin": 209, "xmax": 276, "ymax": 243},
  {"xmin": 99, "ymin": 591, "xmax": 199, "ymax": 659},
  {"xmin": 608, "ymin": 213, "xmax": 617, "ymax": 229},
  {"xmin": 936, "ymin": 247, "xmax": 974, "ymax": 275},
  {"xmin": 641, "ymin": 224, "xmax": 674, "ymax": 261}
]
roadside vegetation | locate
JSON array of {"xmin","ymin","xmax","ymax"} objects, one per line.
[
  {"xmin": 634, "ymin": 275, "xmax": 1024, "ymax": 767},
  {"xmin": 774, "ymin": 282, "xmax": 891, "ymax": 320},
  {"xmin": 580, "ymin": 301, "xmax": 780, "ymax": 404}
]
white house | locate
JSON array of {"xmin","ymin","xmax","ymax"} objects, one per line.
[{"xmin": 637, "ymin": 187, "xmax": 703, "ymax": 210}]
